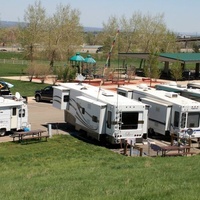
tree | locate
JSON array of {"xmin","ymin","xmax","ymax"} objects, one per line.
[
  {"xmin": 101, "ymin": 12, "xmax": 178, "ymax": 69},
  {"xmin": 45, "ymin": 4, "xmax": 83, "ymax": 69},
  {"xmin": 18, "ymin": 0, "xmax": 46, "ymax": 62},
  {"xmin": 102, "ymin": 16, "xmax": 120, "ymax": 67},
  {"xmin": 192, "ymin": 42, "xmax": 200, "ymax": 53},
  {"xmin": 170, "ymin": 60, "xmax": 182, "ymax": 82}
]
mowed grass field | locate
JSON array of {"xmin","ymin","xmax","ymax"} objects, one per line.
[
  {"xmin": 1, "ymin": 135, "xmax": 200, "ymax": 200},
  {"xmin": 0, "ymin": 52, "xmax": 200, "ymax": 199}
]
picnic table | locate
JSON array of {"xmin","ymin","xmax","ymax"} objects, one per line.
[
  {"xmin": 11, "ymin": 129, "xmax": 49, "ymax": 143},
  {"xmin": 160, "ymin": 145, "xmax": 194, "ymax": 157}
]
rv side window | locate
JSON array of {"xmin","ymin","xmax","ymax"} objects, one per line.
[
  {"xmin": 12, "ymin": 107, "xmax": 17, "ymax": 116},
  {"xmin": 82, "ymin": 108, "xmax": 85, "ymax": 114},
  {"xmin": 187, "ymin": 112, "xmax": 200, "ymax": 128},
  {"xmin": 118, "ymin": 91, "xmax": 126, "ymax": 97},
  {"xmin": 107, "ymin": 111, "xmax": 112, "ymax": 129},
  {"xmin": 64, "ymin": 95, "xmax": 69, "ymax": 102},
  {"xmin": 19, "ymin": 109, "xmax": 25, "ymax": 118},
  {"xmin": 92, "ymin": 116, "xmax": 98, "ymax": 122},
  {"xmin": 174, "ymin": 111, "xmax": 180, "ymax": 127}
]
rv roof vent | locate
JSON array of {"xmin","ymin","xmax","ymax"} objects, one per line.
[
  {"xmin": 165, "ymin": 92, "xmax": 178, "ymax": 98},
  {"xmin": 102, "ymin": 92, "xmax": 114, "ymax": 97},
  {"xmin": 169, "ymin": 81, "xmax": 177, "ymax": 86},
  {"xmin": 177, "ymin": 84, "xmax": 187, "ymax": 88},
  {"xmin": 138, "ymin": 83, "xmax": 148, "ymax": 90}
]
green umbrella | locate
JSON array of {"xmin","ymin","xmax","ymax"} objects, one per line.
[
  {"xmin": 70, "ymin": 52, "xmax": 85, "ymax": 62},
  {"xmin": 84, "ymin": 54, "xmax": 96, "ymax": 64}
]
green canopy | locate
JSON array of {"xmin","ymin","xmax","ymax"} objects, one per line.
[
  {"xmin": 84, "ymin": 55, "xmax": 96, "ymax": 64},
  {"xmin": 70, "ymin": 53, "xmax": 85, "ymax": 62}
]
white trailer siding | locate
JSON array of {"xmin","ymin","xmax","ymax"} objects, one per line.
[
  {"xmin": 141, "ymin": 98, "xmax": 172, "ymax": 135},
  {"xmin": 76, "ymin": 96, "xmax": 106, "ymax": 138},
  {"xmin": 0, "ymin": 107, "xmax": 11, "ymax": 130}
]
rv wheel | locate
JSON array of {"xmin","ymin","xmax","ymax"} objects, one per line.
[
  {"xmin": 35, "ymin": 95, "xmax": 41, "ymax": 102},
  {"xmin": 0, "ymin": 129, "xmax": 6, "ymax": 136}
]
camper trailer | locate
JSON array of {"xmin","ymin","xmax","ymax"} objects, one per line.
[
  {"xmin": 155, "ymin": 82, "xmax": 200, "ymax": 102},
  {"xmin": 187, "ymin": 82, "xmax": 200, "ymax": 89},
  {"xmin": 52, "ymin": 83, "xmax": 149, "ymax": 144},
  {"xmin": 117, "ymin": 84, "xmax": 200, "ymax": 138},
  {"xmin": 0, "ymin": 93, "xmax": 29, "ymax": 136}
]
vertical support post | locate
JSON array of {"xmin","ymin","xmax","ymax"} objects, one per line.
[
  {"xmin": 124, "ymin": 140, "xmax": 128, "ymax": 156},
  {"xmin": 139, "ymin": 148, "xmax": 143, "ymax": 157},
  {"xmin": 48, "ymin": 123, "xmax": 52, "ymax": 138},
  {"xmin": 171, "ymin": 133, "xmax": 174, "ymax": 146},
  {"xmin": 130, "ymin": 140, "xmax": 133, "ymax": 156}
]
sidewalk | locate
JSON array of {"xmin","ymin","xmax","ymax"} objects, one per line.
[{"xmin": 2, "ymin": 75, "xmax": 199, "ymax": 89}]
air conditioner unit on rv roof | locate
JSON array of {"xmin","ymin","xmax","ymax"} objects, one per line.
[{"xmin": 165, "ymin": 92, "xmax": 178, "ymax": 98}]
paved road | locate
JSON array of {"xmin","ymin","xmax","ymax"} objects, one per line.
[{"xmin": 0, "ymin": 98, "xmax": 70, "ymax": 143}]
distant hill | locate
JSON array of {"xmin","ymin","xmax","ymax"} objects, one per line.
[
  {"xmin": 0, "ymin": 21, "xmax": 24, "ymax": 27},
  {"xmin": 0, "ymin": 20, "xmax": 103, "ymax": 32}
]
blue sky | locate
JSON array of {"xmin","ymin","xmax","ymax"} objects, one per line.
[{"xmin": 1, "ymin": 0, "xmax": 199, "ymax": 34}]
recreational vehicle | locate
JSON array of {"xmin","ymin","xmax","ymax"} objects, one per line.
[
  {"xmin": 155, "ymin": 82, "xmax": 200, "ymax": 102},
  {"xmin": 0, "ymin": 93, "xmax": 29, "ymax": 136},
  {"xmin": 52, "ymin": 83, "xmax": 149, "ymax": 144},
  {"xmin": 187, "ymin": 82, "xmax": 200, "ymax": 89},
  {"xmin": 117, "ymin": 84, "xmax": 200, "ymax": 139}
]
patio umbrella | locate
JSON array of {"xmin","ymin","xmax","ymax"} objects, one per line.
[
  {"xmin": 70, "ymin": 53, "xmax": 85, "ymax": 74},
  {"xmin": 70, "ymin": 52, "xmax": 85, "ymax": 62},
  {"xmin": 84, "ymin": 54, "xmax": 96, "ymax": 64},
  {"xmin": 83, "ymin": 55, "xmax": 96, "ymax": 77}
]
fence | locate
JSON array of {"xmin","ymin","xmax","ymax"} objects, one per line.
[
  {"xmin": 0, "ymin": 59, "xmax": 67, "ymax": 66},
  {"xmin": 0, "ymin": 59, "xmax": 28, "ymax": 65}
]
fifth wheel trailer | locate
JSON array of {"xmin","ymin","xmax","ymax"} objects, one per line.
[
  {"xmin": 117, "ymin": 84, "xmax": 200, "ymax": 138},
  {"xmin": 52, "ymin": 83, "xmax": 149, "ymax": 144}
]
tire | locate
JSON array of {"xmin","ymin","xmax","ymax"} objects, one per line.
[
  {"xmin": 35, "ymin": 95, "xmax": 41, "ymax": 102},
  {"xmin": 0, "ymin": 129, "xmax": 6, "ymax": 136},
  {"xmin": 148, "ymin": 128, "xmax": 155, "ymax": 137}
]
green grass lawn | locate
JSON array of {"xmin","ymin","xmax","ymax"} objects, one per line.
[
  {"xmin": 1, "ymin": 52, "xmax": 200, "ymax": 200},
  {"xmin": 2, "ymin": 78, "xmax": 50, "ymax": 97},
  {"xmin": 0, "ymin": 135, "xmax": 200, "ymax": 200}
]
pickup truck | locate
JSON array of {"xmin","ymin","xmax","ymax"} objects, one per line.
[{"xmin": 35, "ymin": 85, "xmax": 53, "ymax": 102}]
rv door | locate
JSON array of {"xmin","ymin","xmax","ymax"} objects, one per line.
[{"xmin": 10, "ymin": 107, "xmax": 18, "ymax": 129}]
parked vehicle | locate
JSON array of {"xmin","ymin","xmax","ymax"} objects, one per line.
[
  {"xmin": 35, "ymin": 85, "xmax": 54, "ymax": 102},
  {"xmin": 0, "ymin": 92, "xmax": 29, "ymax": 136},
  {"xmin": 187, "ymin": 82, "xmax": 200, "ymax": 89},
  {"xmin": 117, "ymin": 84, "xmax": 200, "ymax": 139},
  {"xmin": 155, "ymin": 82, "xmax": 200, "ymax": 102},
  {"xmin": 0, "ymin": 81, "xmax": 12, "ymax": 95},
  {"xmin": 52, "ymin": 83, "xmax": 149, "ymax": 144}
]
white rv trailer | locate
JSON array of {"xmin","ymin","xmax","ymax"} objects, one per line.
[
  {"xmin": 0, "ymin": 93, "xmax": 29, "ymax": 136},
  {"xmin": 117, "ymin": 84, "xmax": 200, "ymax": 138},
  {"xmin": 52, "ymin": 83, "xmax": 149, "ymax": 144},
  {"xmin": 187, "ymin": 82, "xmax": 200, "ymax": 89},
  {"xmin": 155, "ymin": 82, "xmax": 200, "ymax": 102}
]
